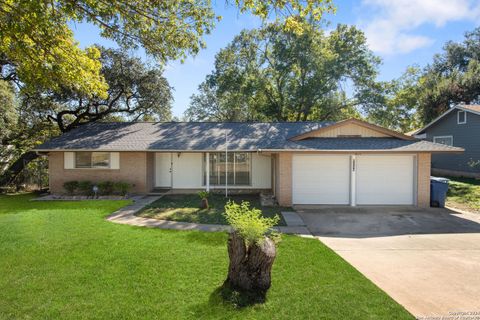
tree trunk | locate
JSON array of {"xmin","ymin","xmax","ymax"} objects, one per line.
[
  {"xmin": 223, "ymin": 231, "xmax": 276, "ymax": 303},
  {"xmin": 200, "ymin": 198, "xmax": 209, "ymax": 209},
  {"xmin": 0, "ymin": 151, "xmax": 39, "ymax": 187}
]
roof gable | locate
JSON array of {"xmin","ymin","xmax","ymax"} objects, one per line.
[
  {"xmin": 290, "ymin": 119, "xmax": 415, "ymax": 141},
  {"xmin": 415, "ymin": 104, "xmax": 480, "ymax": 134}
]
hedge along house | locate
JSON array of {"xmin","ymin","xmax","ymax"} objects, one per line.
[{"xmin": 34, "ymin": 118, "xmax": 462, "ymax": 207}]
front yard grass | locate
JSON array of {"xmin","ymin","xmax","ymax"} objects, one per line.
[
  {"xmin": 138, "ymin": 193, "xmax": 289, "ymax": 226},
  {"xmin": 446, "ymin": 177, "xmax": 480, "ymax": 213},
  {"xmin": 0, "ymin": 193, "xmax": 413, "ymax": 319}
]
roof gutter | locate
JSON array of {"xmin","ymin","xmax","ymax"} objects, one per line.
[
  {"xmin": 34, "ymin": 148, "xmax": 464, "ymax": 154},
  {"xmin": 258, "ymin": 148, "xmax": 464, "ymax": 153}
]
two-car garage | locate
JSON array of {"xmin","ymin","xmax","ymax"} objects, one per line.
[{"xmin": 292, "ymin": 154, "xmax": 416, "ymax": 206}]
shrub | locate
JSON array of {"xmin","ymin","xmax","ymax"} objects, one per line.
[
  {"xmin": 114, "ymin": 181, "xmax": 132, "ymax": 196},
  {"xmin": 197, "ymin": 190, "xmax": 210, "ymax": 199},
  {"xmin": 63, "ymin": 181, "xmax": 79, "ymax": 195},
  {"xmin": 198, "ymin": 190, "xmax": 210, "ymax": 209},
  {"xmin": 77, "ymin": 181, "xmax": 93, "ymax": 196},
  {"xmin": 223, "ymin": 201, "xmax": 280, "ymax": 245},
  {"xmin": 98, "ymin": 181, "xmax": 114, "ymax": 195}
]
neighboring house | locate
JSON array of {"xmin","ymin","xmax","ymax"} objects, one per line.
[
  {"xmin": 413, "ymin": 105, "xmax": 480, "ymax": 178},
  {"xmin": 34, "ymin": 118, "xmax": 461, "ymax": 207}
]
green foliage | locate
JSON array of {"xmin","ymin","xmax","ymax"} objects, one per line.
[
  {"xmin": 0, "ymin": 0, "xmax": 107, "ymax": 97},
  {"xmin": 363, "ymin": 67, "xmax": 422, "ymax": 132},
  {"xmin": 0, "ymin": 0, "xmax": 335, "ymax": 99},
  {"xmin": 185, "ymin": 22, "xmax": 379, "ymax": 122},
  {"xmin": 223, "ymin": 201, "xmax": 280, "ymax": 245},
  {"xmin": 24, "ymin": 47, "xmax": 173, "ymax": 133},
  {"xmin": 98, "ymin": 181, "xmax": 115, "ymax": 195},
  {"xmin": 1, "ymin": 46, "xmax": 172, "ymax": 188},
  {"xmin": 63, "ymin": 181, "xmax": 79, "ymax": 195},
  {"xmin": 0, "ymin": 80, "xmax": 17, "ymax": 142},
  {"xmin": 468, "ymin": 159, "xmax": 480, "ymax": 169},
  {"xmin": 407, "ymin": 27, "xmax": 480, "ymax": 124},
  {"xmin": 362, "ymin": 27, "xmax": 480, "ymax": 129},
  {"xmin": 0, "ymin": 80, "xmax": 18, "ymax": 171},
  {"xmin": 1, "ymin": 0, "xmax": 335, "ymax": 186},
  {"xmin": 63, "ymin": 180, "xmax": 131, "ymax": 196},
  {"xmin": 234, "ymin": 0, "xmax": 336, "ymax": 30},
  {"xmin": 446, "ymin": 177, "xmax": 480, "ymax": 212},
  {"xmin": 77, "ymin": 181, "xmax": 94, "ymax": 196},
  {"xmin": 197, "ymin": 191, "xmax": 210, "ymax": 199},
  {"xmin": 113, "ymin": 181, "xmax": 132, "ymax": 196}
]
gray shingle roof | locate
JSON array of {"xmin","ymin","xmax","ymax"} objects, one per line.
[
  {"xmin": 283, "ymin": 138, "xmax": 463, "ymax": 152},
  {"xmin": 34, "ymin": 121, "xmax": 463, "ymax": 153}
]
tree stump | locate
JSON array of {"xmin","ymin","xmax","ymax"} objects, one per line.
[
  {"xmin": 200, "ymin": 198, "xmax": 209, "ymax": 209},
  {"xmin": 223, "ymin": 231, "xmax": 276, "ymax": 304}
]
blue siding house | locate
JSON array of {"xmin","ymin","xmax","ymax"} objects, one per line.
[{"xmin": 414, "ymin": 105, "xmax": 480, "ymax": 178}]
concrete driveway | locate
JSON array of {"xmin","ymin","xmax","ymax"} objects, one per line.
[{"xmin": 296, "ymin": 206, "xmax": 480, "ymax": 318}]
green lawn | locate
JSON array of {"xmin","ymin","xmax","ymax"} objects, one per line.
[
  {"xmin": 138, "ymin": 193, "xmax": 289, "ymax": 226},
  {"xmin": 0, "ymin": 194, "xmax": 413, "ymax": 319},
  {"xmin": 447, "ymin": 177, "xmax": 480, "ymax": 213}
]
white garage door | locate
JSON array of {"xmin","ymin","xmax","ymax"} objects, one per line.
[
  {"xmin": 356, "ymin": 155, "xmax": 414, "ymax": 205},
  {"xmin": 292, "ymin": 155, "xmax": 350, "ymax": 204}
]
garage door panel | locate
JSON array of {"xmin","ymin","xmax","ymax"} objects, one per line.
[
  {"xmin": 356, "ymin": 155, "xmax": 414, "ymax": 205},
  {"xmin": 292, "ymin": 155, "xmax": 350, "ymax": 204}
]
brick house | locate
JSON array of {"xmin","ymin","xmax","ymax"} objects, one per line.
[{"xmin": 35, "ymin": 118, "xmax": 462, "ymax": 207}]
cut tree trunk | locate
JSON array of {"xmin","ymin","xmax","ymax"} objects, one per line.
[
  {"xmin": 200, "ymin": 198, "xmax": 209, "ymax": 209},
  {"xmin": 224, "ymin": 231, "xmax": 276, "ymax": 302}
]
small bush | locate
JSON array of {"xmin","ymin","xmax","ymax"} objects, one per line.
[
  {"xmin": 63, "ymin": 181, "xmax": 79, "ymax": 195},
  {"xmin": 77, "ymin": 181, "xmax": 93, "ymax": 196},
  {"xmin": 114, "ymin": 181, "xmax": 132, "ymax": 196},
  {"xmin": 98, "ymin": 181, "xmax": 114, "ymax": 195},
  {"xmin": 198, "ymin": 190, "xmax": 210, "ymax": 199},
  {"xmin": 223, "ymin": 201, "xmax": 280, "ymax": 245}
]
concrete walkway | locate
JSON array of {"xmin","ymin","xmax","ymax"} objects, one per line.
[
  {"xmin": 280, "ymin": 211, "xmax": 312, "ymax": 236},
  {"xmin": 107, "ymin": 196, "xmax": 310, "ymax": 235}
]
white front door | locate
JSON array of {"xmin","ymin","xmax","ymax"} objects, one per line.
[
  {"xmin": 155, "ymin": 153, "xmax": 172, "ymax": 188},
  {"xmin": 292, "ymin": 155, "xmax": 351, "ymax": 204},
  {"xmin": 356, "ymin": 155, "xmax": 415, "ymax": 205}
]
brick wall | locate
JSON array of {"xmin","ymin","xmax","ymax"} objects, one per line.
[
  {"xmin": 48, "ymin": 151, "xmax": 149, "ymax": 194},
  {"xmin": 417, "ymin": 153, "xmax": 431, "ymax": 207},
  {"xmin": 276, "ymin": 152, "xmax": 292, "ymax": 206}
]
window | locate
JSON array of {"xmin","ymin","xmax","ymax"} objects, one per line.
[
  {"xmin": 203, "ymin": 152, "xmax": 251, "ymax": 186},
  {"xmin": 75, "ymin": 152, "xmax": 110, "ymax": 168},
  {"xmin": 433, "ymin": 136, "xmax": 453, "ymax": 146},
  {"xmin": 457, "ymin": 110, "xmax": 467, "ymax": 124}
]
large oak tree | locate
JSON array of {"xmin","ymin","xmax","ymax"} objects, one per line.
[
  {"xmin": 185, "ymin": 22, "xmax": 380, "ymax": 121},
  {"xmin": 1, "ymin": 47, "xmax": 172, "ymax": 186},
  {"xmin": 1, "ymin": 0, "xmax": 335, "ymax": 98}
]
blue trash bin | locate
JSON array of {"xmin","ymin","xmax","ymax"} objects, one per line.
[{"xmin": 430, "ymin": 177, "xmax": 449, "ymax": 207}]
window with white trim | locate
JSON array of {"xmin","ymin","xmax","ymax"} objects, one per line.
[
  {"xmin": 75, "ymin": 152, "xmax": 111, "ymax": 168},
  {"xmin": 433, "ymin": 136, "xmax": 453, "ymax": 146},
  {"xmin": 457, "ymin": 110, "xmax": 467, "ymax": 124},
  {"xmin": 203, "ymin": 152, "xmax": 251, "ymax": 186}
]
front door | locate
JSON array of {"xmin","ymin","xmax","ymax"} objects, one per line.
[{"xmin": 155, "ymin": 153, "xmax": 172, "ymax": 188}]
